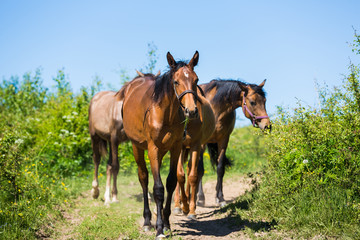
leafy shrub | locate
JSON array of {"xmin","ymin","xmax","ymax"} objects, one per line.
[{"xmin": 246, "ymin": 33, "xmax": 360, "ymax": 237}]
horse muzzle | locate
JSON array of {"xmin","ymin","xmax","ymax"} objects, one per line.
[{"xmin": 185, "ymin": 107, "xmax": 198, "ymax": 119}]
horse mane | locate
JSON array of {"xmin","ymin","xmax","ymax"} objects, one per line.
[
  {"xmin": 153, "ymin": 61, "xmax": 188, "ymax": 103},
  {"xmin": 204, "ymin": 79, "xmax": 266, "ymax": 105}
]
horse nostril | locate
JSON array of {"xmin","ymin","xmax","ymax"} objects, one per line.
[{"xmin": 185, "ymin": 108, "xmax": 190, "ymax": 115}]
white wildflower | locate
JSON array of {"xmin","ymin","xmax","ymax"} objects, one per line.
[
  {"xmin": 60, "ymin": 129, "xmax": 69, "ymax": 134},
  {"xmin": 72, "ymin": 111, "xmax": 78, "ymax": 116},
  {"xmin": 303, "ymin": 159, "xmax": 309, "ymax": 164},
  {"xmin": 15, "ymin": 139, "xmax": 24, "ymax": 144}
]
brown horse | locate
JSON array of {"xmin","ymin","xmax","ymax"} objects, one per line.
[
  {"xmin": 173, "ymin": 86, "xmax": 215, "ymax": 219},
  {"xmin": 121, "ymin": 51, "xmax": 200, "ymax": 238},
  {"xmin": 88, "ymin": 71, "xmax": 159, "ymax": 205},
  {"xmin": 197, "ymin": 79, "xmax": 271, "ymax": 207}
]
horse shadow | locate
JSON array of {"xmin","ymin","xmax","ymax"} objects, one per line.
[{"xmin": 172, "ymin": 198, "xmax": 276, "ymax": 238}]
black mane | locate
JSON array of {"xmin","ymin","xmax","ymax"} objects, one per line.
[
  {"xmin": 203, "ymin": 79, "xmax": 266, "ymax": 104},
  {"xmin": 153, "ymin": 61, "xmax": 188, "ymax": 102}
]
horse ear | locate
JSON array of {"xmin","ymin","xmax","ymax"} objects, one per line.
[
  {"xmin": 188, "ymin": 51, "xmax": 199, "ymax": 69},
  {"xmin": 259, "ymin": 79, "xmax": 266, "ymax": 88},
  {"xmin": 155, "ymin": 70, "xmax": 161, "ymax": 77},
  {"xmin": 136, "ymin": 70, "xmax": 144, "ymax": 77},
  {"xmin": 167, "ymin": 52, "xmax": 176, "ymax": 69}
]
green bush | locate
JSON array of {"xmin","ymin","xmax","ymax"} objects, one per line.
[{"xmin": 244, "ymin": 33, "xmax": 360, "ymax": 237}]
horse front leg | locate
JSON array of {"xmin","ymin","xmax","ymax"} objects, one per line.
[
  {"xmin": 132, "ymin": 143, "xmax": 151, "ymax": 231},
  {"xmin": 104, "ymin": 143, "xmax": 113, "ymax": 205},
  {"xmin": 173, "ymin": 183, "xmax": 181, "ymax": 215},
  {"xmin": 176, "ymin": 148, "xmax": 189, "ymax": 215},
  {"xmin": 163, "ymin": 144, "xmax": 182, "ymax": 232},
  {"xmin": 148, "ymin": 143, "xmax": 166, "ymax": 238},
  {"xmin": 187, "ymin": 145, "xmax": 201, "ymax": 219},
  {"xmin": 110, "ymin": 136, "xmax": 120, "ymax": 203}
]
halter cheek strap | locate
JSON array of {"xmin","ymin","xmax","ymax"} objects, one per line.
[{"xmin": 242, "ymin": 92, "xmax": 269, "ymax": 127}]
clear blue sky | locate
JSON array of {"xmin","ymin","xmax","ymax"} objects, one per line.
[{"xmin": 1, "ymin": 1, "xmax": 360, "ymax": 125}]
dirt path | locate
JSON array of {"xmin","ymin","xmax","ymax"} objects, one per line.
[
  {"xmin": 166, "ymin": 176, "xmax": 253, "ymax": 240},
  {"xmin": 51, "ymin": 175, "xmax": 261, "ymax": 240}
]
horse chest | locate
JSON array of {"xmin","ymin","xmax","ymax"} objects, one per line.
[{"xmin": 149, "ymin": 125, "xmax": 183, "ymax": 148}]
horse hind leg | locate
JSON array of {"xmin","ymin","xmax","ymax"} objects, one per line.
[
  {"xmin": 197, "ymin": 146, "xmax": 206, "ymax": 206},
  {"xmin": 132, "ymin": 143, "xmax": 152, "ymax": 231},
  {"xmin": 91, "ymin": 135, "xmax": 105, "ymax": 199}
]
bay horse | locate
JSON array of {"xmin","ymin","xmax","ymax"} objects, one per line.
[
  {"xmin": 173, "ymin": 86, "xmax": 215, "ymax": 219},
  {"xmin": 121, "ymin": 51, "xmax": 200, "ymax": 238},
  {"xmin": 197, "ymin": 79, "xmax": 271, "ymax": 207},
  {"xmin": 88, "ymin": 71, "xmax": 159, "ymax": 205}
]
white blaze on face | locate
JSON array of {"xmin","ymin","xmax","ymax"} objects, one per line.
[{"xmin": 183, "ymin": 69, "xmax": 189, "ymax": 78}]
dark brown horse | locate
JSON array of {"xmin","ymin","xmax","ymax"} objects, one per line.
[
  {"xmin": 88, "ymin": 72, "xmax": 159, "ymax": 205},
  {"xmin": 173, "ymin": 86, "xmax": 215, "ymax": 219},
  {"xmin": 121, "ymin": 51, "xmax": 200, "ymax": 238},
  {"xmin": 197, "ymin": 79, "xmax": 271, "ymax": 207}
]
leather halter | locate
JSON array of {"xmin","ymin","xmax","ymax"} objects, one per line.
[
  {"xmin": 242, "ymin": 91, "xmax": 269, "ymax": 127},
  {"xmin": 173, "ymin": 82, "xmax": 202, "ymax": 109}
]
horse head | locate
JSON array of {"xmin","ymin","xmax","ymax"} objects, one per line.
[
  {"xmin": 167, "ymin": 51, "xmax": 200, "ymax": 119},
  {"xmin": 239, "ymin": 79, "xmax": 271, "ymax": 131}
]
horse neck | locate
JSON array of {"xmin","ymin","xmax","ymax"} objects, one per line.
[
  {"xmin": 210, "ymin": 90, "xmax": 242, "ymax": 119},
  {"xmin": 157, "ymin": 92, "xmax": 183, "ymax": 124}
]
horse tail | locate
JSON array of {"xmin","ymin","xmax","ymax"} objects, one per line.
[
  {"xmin": 207, "ymin": 143, "xmax": 232, "ymax": 169},
  {"xmin": 98, "ymin": 139, "xmax": 108, "ymax": 158},
  {"xmin": 207, "ymin": 143, "xmax": 218, "ymax": 168}
]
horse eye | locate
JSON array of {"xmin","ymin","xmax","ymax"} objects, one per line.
[
  {"xmin": 250, "ymin": 101, "xmax": 256, "ymax": 106},
  {"xmin": 174, "ymin": 81, "xmax": 179, "ymax": 86}
]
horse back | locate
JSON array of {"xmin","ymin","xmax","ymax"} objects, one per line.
[{"xmin": 89, "ymin": 91, "xmax": 126, "ymax": 141}]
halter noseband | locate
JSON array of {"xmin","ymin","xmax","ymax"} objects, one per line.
[
  {"xmin": 242, "ymin": 91, "xmax": 269, "ymax": 127},
  {"xmin": 173, "ymin": 82, "xmax": 202, "ymax": 109}
]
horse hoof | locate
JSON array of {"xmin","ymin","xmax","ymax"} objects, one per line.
[
  {"xmin": 143, "ymin": 225, "xmax": 151, "ymax": 232},
  {"xmin": 111, "ymin": 198, "xmax": 119, "ymax": 203},
  {"xmin": 173, "ymin": 207, "xmax": 182, "ymax": 215},
  {"xmin": 219, "ymin": 201, "xmax": 227, "ymax": 208},
  {"xmin": 197, "ymin": 199, "xmax": 205, "ymax": 207},
  {"xmin": 187, "ymin": 214, "xmax": 196, "ymax": 220},
  {"xmin": 155, "ymin": 234, "xmax": 166, "ymax": 240},
  {"xmin": 182, "ymin": 209, "xmax": 189, "ymax": 215},
  {"xmin": 104, "ymin": 199, "xmax": 111, "ymax": 206},
  {"xmin": 91, "ymin": 188, "xmax": 99, "ymax": 199},
  {"xmin": 163, "ymin": 226, "xmax": 171, "ymax": 234}
]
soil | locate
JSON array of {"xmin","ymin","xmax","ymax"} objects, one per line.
[{"xmin": 165, "ymin": 176, "xmax": 254, "ymax": 240}]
